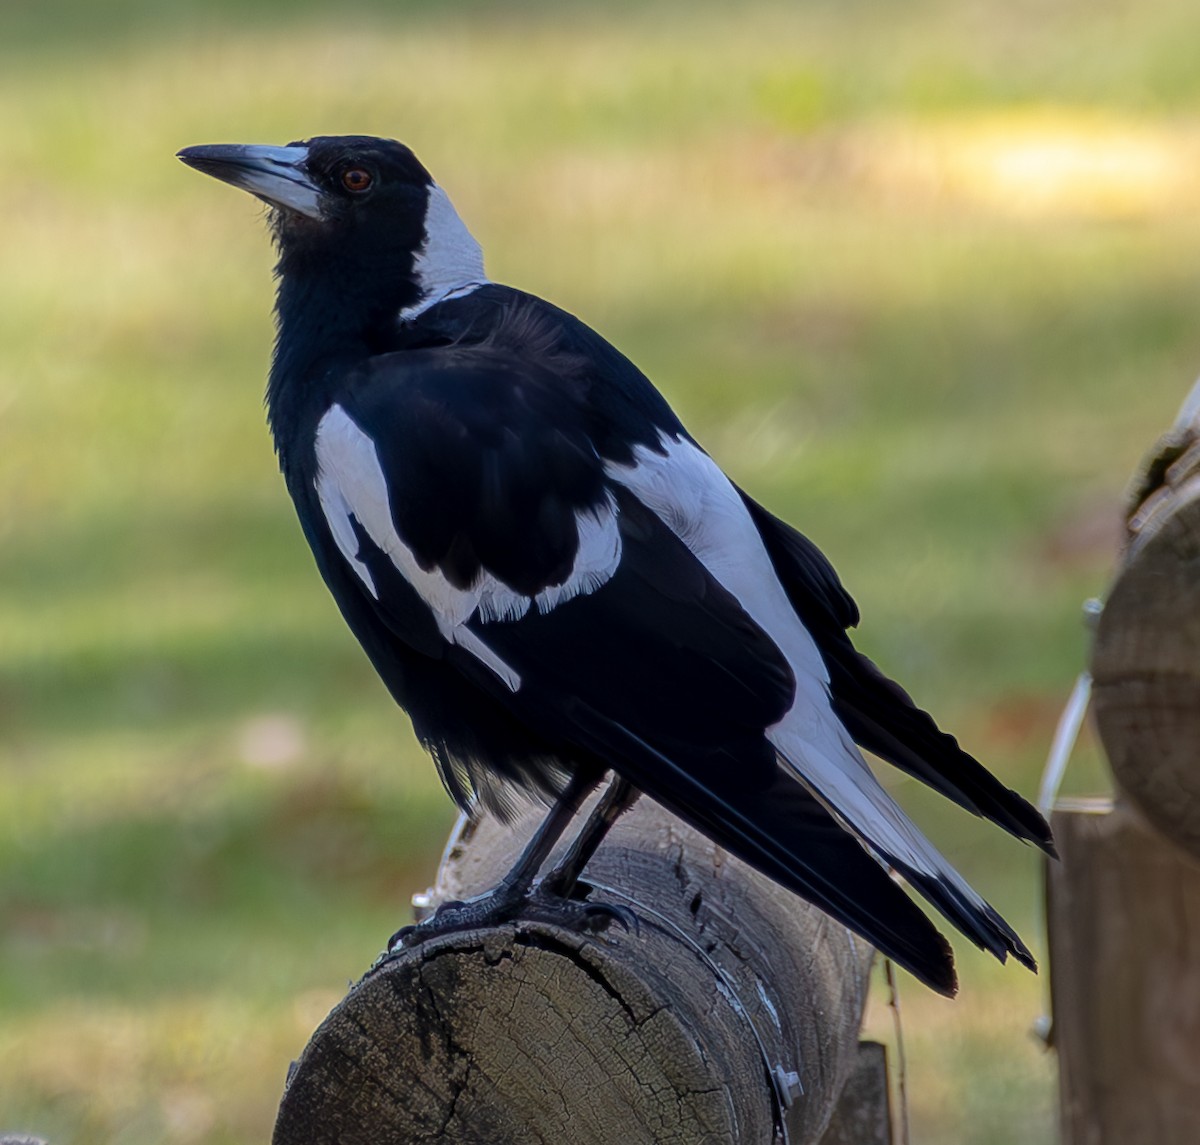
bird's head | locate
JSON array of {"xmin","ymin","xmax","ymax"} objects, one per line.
[{"xmin": 178, "ymin": 135, "xmax": 486, "ymax": 321}]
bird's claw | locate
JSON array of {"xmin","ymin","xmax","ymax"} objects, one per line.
[
  {"xmin": 531, "ymin": 880, "xmax": 638, "ymax": 934},
  {"xmin": 384, "ymin": 884, "xmax": 639, "ymax": 954},
  {"xmin": 387, "ymin": 897, "xmax": 501, "ymax": 951},
  {"xmin": 576, "ymin": 899, "xmax": 639, "ymax": 935}
]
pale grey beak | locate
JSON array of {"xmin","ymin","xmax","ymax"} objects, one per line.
[{"xmin": 177, "ymin": 143, "xmax": 323, "ymax": 219}]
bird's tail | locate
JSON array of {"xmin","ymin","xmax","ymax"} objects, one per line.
[
  {"xmin": 742, "ymin": 493, "xmax": 1054, "ymax": 857},
  {"xmin": 828, "ymin": 648, "xmax": 1054, "ymax": 856},
  {"xmin": 769, "ymin": 710, "xmax": 1035, "ymax": 972},
  {"xmin": 571, "ymin": 703, "xmax": 962, "ymax": 995}
]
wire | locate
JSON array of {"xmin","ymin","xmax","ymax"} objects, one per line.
[
  {"xmin": 1036, "ymin": 597, "xmax": 1103, "ymax": 816},
  {"xmin": 883, "ymin": 958, "xmax": 910, "ymax": 1145},
  {"xmin": 1036, "ymin": 671, "xmax": 1094, "ymax": 816}
]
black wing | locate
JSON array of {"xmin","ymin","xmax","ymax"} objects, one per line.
[{"xmin": 741, "ymin": 492, "xmax": 1054, "ymax": 855}]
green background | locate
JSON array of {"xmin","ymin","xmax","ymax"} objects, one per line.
[{"xmin": 3, "ymin": 1, "xmax": 1198, "ymax": 1140}]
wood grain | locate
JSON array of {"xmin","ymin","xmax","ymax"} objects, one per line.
[
  {"xmin": 274, "ymin": 797, "xmax": 882, "ymax": 1144},
  {"xmin": 1091, "ymin": 385, "xmax": 1200, "ymax": 861},
  {"xmin": 1047, "ymin": 800, "xmax": 1200, "ymax": 1145}
]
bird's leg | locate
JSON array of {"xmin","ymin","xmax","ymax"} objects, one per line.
[
  {"xmin": 540, "ymin": 774, "xmax": 640, "ymax": 900},
  {"xmin": 523, "ymin": 774, "xmax": 643, "ymax": 935},
  {"xmin": 389, "ymin": 770, "xmax": 599, "ymax": 950},
  {"xmin": 480, "ymin": 770, "xmax": 599, "ymax": 904}
]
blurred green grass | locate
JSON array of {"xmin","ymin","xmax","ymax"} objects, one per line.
[{"xmin": 3, "ymin": 0, "xmax": 1200, "ymax": 1140}]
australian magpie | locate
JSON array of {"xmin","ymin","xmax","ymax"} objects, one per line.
[{"xmin": 178, "ymin": 135, "xmax": 1053, "ymax": 995}]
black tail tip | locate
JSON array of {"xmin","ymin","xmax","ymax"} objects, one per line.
[
  {"xmin": 1009, "ymin": 940, "xmax": 1039, "ymax": 975},
  {"xmin": 900, "ymin": 932, "xmax": 959, "ymax": 998},
  {"xmin": 1012, "ymin": 795, "xmax": 1056, "ymax": 858},
  {"xmin": 894, "ymin": 957, "xmax": 958, "ymax": 998},
  {"xmin": 931, "ymin": 964, "xmax": 959, "ymax": 998}
]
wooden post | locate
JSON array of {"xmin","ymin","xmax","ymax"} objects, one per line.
[
  {"xmin": 1047, "ymin": 380, "xmax": 1200, "ymax": 1145},
  {"xmin": 1047, "ymin": 798, "xmax": 1200, "ymax": 1144},
  {"xmin": 274, "ymin": 797, "xmax": 890, "ymax": 1144},
  {"xmin": 817, "ymin": 1042, "xmax": 893, "ymax": 1145}
]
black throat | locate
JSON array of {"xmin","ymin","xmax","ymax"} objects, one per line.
[{"xmin": 266, "ymin": 231, "xmax": 423, "ymax": 469}]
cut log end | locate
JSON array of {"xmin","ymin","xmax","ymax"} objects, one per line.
[
  {"xmin": 274, "ymin": 798, "xmax": 880, "ymax": 1144},
  {"xmin": 276, "ymin": 921, "xmax": 769, "ymax": 1145},
  {"xmin": 1091, "ymin": 404, "xmax": 1200, "ymax": 862}
]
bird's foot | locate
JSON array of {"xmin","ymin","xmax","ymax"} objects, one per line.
[
  {"xmin": 526, "ymin": 881, "xmax": 640, "ymax": 936},
  {"xmin": 386, "ymin": 879, "xmax": 637, "ymax": 953}
]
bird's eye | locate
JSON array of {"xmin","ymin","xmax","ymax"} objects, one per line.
[{"xmin": 341, "ymin": 167, "xmax": 373, "ymax": 193}]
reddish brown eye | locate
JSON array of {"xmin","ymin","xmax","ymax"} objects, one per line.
[{"xmin": 341, "ymin": 167, "xmax": 373, "ymax": 193}]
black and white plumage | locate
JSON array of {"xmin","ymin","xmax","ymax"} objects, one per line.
[{"xmin": 179, "ymin": 135, "xmax": 1053, "ymax": 995}]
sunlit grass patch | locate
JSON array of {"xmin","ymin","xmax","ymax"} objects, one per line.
[{"xmin": 840, "ymin": 109, "xmax": 1200, "ymax": 220}]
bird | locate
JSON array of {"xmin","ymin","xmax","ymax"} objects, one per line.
[{"xmin": 178, "ymin": 135, "xmax": 1053, "ymax": 996}]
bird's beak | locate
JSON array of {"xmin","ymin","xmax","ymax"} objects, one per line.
[{"xmin": 177, "ymin": 143, "xmax": 324, "ymax": 219}]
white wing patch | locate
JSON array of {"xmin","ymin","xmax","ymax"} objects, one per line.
[
  {"xmin": 605, "ymin": 435, "xmax": 831, "ymax": 690},
  {"xmin": 607, "ymin": 433, "xmax": 988, "ymax": 906},
  {"xmin": 313, "ymin": 403, "xmax": 623, "ymax": 690},
  {"xmin": 399, "ymin": 184, "xmax": 490, "ymax": 321},
  {"xmin": 536, "ymin": 500, "xmax": 623, "ymax": 614},
  {"xmin": 318, "ymin": 476, "xmax": 378, "ymax": 598}
]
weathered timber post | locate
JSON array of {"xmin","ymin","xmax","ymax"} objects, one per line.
[
  {"xmin": 274, "ymin": 796, "xmax": 891, "ymax": 1144},
  {"xmin": 1046, "ymin": 380, "xmax": 1200, "ymax": 1145}
]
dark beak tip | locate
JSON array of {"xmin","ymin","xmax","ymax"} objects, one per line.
[
  {"xmin": 178, "ymin": 143, "xmax": 264, "ymax": 175},
  {"xmin": 177, "ymin": 145, "xmax": 218, "ymax": 175}
]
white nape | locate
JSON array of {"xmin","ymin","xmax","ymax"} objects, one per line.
[{"xmin": 399, "ymin": 184, "xmax": 489, "ymax": 321}]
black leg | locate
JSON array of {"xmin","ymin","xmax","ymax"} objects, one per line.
[
  {"xmin": 541, "ymin": 775, "xmax": 640, "ymax": 899},
  {"xmin": 490, "ymin": 769, "xmax": 600, "ymax": 900},
  {"xmin": 388, "ymin": 770, "xmax": 599, "ymax": 950}
]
